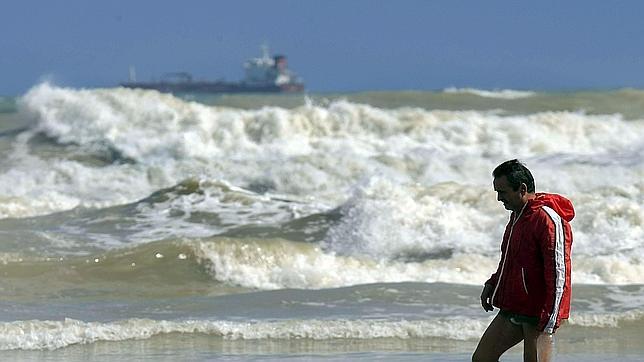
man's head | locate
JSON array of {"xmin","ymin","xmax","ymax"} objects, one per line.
[{"xmin": 492, "ymin": 159, "xmax": 535, "ymax": 212}]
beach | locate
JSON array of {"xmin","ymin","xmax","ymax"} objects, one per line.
[{"xmin": 0, "ymin": 84, "xmax": 643, "ymax": 360}]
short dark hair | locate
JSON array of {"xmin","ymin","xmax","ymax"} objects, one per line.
[{"xmin": 492, "ymin": 159, "xmax": 535, "ymax": 193}]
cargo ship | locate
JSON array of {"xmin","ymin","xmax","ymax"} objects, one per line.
[{"xmin": 120, "ymin": 46, "xmax": 304, "ymax": 94}]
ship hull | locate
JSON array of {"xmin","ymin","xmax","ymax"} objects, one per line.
[{"xmin": 120, "ymin": 81, "xmax": 304, "ymax": 94}]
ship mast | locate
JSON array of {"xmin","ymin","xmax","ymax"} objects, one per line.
[
  {"xmin": 261, "ymin": 43, "xmax": 270, "ymax": 61},
  {"xmin": 128, "ymin": 66, "xmax": 137, "ymax": 82}
]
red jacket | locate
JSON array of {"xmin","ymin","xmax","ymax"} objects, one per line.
[{"xmin": 486, "ymin": 193, "xmax": 574, "ymax": 333}]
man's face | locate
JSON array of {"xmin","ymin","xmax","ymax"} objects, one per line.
[{"xmin": 493, "ymin": 175, "xmax": 524, "ymax": 212}]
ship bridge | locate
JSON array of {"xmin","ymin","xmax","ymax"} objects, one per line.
[{"xmin": 243, "ymin": 45, "xmax": 300, "ymax": 86}]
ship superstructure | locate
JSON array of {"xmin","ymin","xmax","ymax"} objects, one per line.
[{"xmin": 121, "ymin": 45, "xmax": 304, "ymax": 93}]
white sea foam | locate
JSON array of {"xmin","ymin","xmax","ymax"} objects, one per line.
[
  {"xmin": 3, "ymin": 309, "xmax": 642, "ymax": 351},
  {"xmin": 567, "ymin": 310, "xmax": 644, "ymax": 328},
  {"xmin": 19, "ymin": 84, "xmax": 642, "ymax": 171},
  {"xmin": 127, "ymin": 179, "xmax": 328, "ymax": 243},
  {"xmin": 320, "ymin": 176, "xmax": 643, "ymax": 285},
  {"xmin": 0, "ymin": 317, "xmax": 491, "ymax": 351},
  {"xmin": 6, "ymin": 83, "xmax": 642, "ymax": 219},
  {"xmin": 443, "ymin": 87, "xmax": 536, "ymax": 99},
  {"xmin": 191, "ymin": 237, "xmax": 498, "ymax": 289},
  {"xmin": 322, "ymin": 178, "xmax": 503, "ymax": 259},
  {"xmin": 190, "ymin": 233, "xmax": 644, "ymax": 289},
  {"xmin": 0, "ymin": 130, "xmax": 156, "ymax": 219},
  {"xmin": 2, "ymin": 84, "xmax": 643, "ymax": 286}
]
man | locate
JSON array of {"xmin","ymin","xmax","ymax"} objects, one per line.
[{"xmin": 472, "ymin": 159, "xmax": 574, "ymax": 362}]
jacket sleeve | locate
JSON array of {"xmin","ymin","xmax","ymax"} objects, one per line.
[
  {"xmin": 485, "ymin": 261, "xmax": 501, "ymax": 287},
  {"xmin": 536, "ymin": 209, "xmax": 570, "ymax": 333}
]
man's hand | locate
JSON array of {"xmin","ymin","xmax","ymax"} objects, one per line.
[{"xmin": 480, "ymin": 283, "xmax": 494, "ymax": 312}]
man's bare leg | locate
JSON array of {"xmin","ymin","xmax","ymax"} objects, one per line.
[
  {"xmin": 536, "ymin": 332, "xmax": 554, "ymax": 361},
  {"xmin": 521, "ymin": 323, "xmax": 539, "ymax": 362},
  {"xmin": 472, "ymin": 313, "xmax": 524, "ymax": 362},
  {"xmin": 522, "ymin": 323, "xmax": 554, "ymax": 362}
]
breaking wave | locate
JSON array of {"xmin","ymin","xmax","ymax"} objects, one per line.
[
  {"xmin": 3, "ymin": 309, "xmax": 643, "ymax": 351},
  {"xmin": 0, "ymin": 317, "xmax": 489, "ymax": 350},
  {"xmin": 443, "ymin": 87, "xmax": 536, "ymax": 99},
  {"xmin": 2, "ymin": 83, "xmax": 642, "ymax": 220}
]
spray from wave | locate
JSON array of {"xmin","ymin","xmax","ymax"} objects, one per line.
[
  {"xmin": 443, "ymin": 87, "xmax": 536, "ymax": 99},
  {"xmin": 4, "ymin": 83, "xmax": 642, "ymax": 221}
]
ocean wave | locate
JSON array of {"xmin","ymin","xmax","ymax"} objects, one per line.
[
  {"xmin": 126, "ymin": 178, "xmax": 329, "ymax": 244},
  {"xmin": 0, "ymin": 177, "xmax": 332, "ymax": 253},
  {"xmin": 4, "ymin": 235, "xmax": 644, "ymax": 295},
  {"xmin": 191, "ymin": 237, "xmax": 499, "ymax": 289},
  {"xmin": 0, "ymin": 239, "xmax": 232, "ymax": 300},
  {"xmin": 2, "ymin": 84, "xmax": 642, "ymax": 289},
  {"xmin": 20, "ymin": 83, "xmax": 643, "ymax": 162},
  {"xmin": 0, "ymin": 84, "xmax": 644, "ymax": 221},
  {"xmin": 3, "ymin": 83, "xmax": 641, "ymax": 222},
  {"xmin": 3, "ymin": 309, "xmax": 643, "ymax": 351},
  {"xmin": 1, "ymin": 173, "xmax": 642, "ymax": 288},
  {"xmin": 191, "ymin": 236, "xmax": 644, "ymax": 288},
  {"xmin": 320, "ymin": 177, "xmax": 644, "ymax": 278},
  {"xmin": 443, "ymin": 87, "xmax": 536, "ymax": 99},
  {"xmin": 567, "ymin": 310, "xmax": 644, "ymax": 328},
  {"xmin": 0, "ymin": 317, "xmax": 490, "ymax": 350},
  {"xmin": 322, "ymin": 178, "xmax": 501, "ymax": 259}
]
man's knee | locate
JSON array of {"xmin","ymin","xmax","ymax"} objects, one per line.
[
  {"xmin": 472, "ymin": 354, "xmax": 498, "ymax": 362},
  {"xmin": 471, "ymin": 354, "xmax": 494, "ymax": 362},
  {"xmin": 472, "ymin": 347, "xmax": 498, "ymax": 362}
]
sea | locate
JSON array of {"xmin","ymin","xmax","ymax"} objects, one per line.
[{"xmin": 0, "ymin": 83, "xmax": 643, "ymax": 361}]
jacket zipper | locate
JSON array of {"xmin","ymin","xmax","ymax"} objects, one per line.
[
  {"xmin": 491, "ymin": 203, "xmax": 527, "ymax": 304},
  {"xmin": 521, "ymin": 268, "xmax": 529, "ymax": 295}
]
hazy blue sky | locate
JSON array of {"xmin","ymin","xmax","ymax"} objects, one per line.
[{"xmin": 2, "ymin": 1, "xmax": 644, "ymax": 95}]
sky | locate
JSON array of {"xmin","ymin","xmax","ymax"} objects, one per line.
[{"xmin": 2, "ymin": 1, "xmax": 644, "ymax": 95}]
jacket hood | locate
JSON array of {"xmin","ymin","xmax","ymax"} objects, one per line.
[{"xmin": 530, "ymin": 193, "xmax": 575, "ymax": 222}]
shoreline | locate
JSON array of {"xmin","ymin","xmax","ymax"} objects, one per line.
[{"xmin": 3, "ymin": 325, "xmax": 644, "ymax": 361}]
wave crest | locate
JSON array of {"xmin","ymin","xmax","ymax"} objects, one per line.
[{"xmin": 0, "ymin": 317, "xmax": 489, "ymax": 350}]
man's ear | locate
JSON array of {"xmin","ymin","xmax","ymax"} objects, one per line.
[{"xmin": 520, "ymin": 183, "xmax": 528, "ymax": 195}]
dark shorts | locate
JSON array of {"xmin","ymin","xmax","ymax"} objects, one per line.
[{"xmin": 499, "ymin": 310, "xmax": 539, "ymax": 326}]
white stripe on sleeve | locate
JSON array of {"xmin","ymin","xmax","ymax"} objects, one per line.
[{"xmin": 542, "ymin": 205, "xmax": 566, "ymax": 334}]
